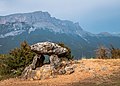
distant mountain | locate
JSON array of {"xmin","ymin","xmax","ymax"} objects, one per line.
[{"xmin": 0, "ymin": 11, "xmax": 120, "ymax": 59}]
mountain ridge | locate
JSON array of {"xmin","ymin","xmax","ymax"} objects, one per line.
[
  {"xmin": 0, "ymin": 11, "xmax": 86, "ymax": 37},
  {"xmin": 0, "ymin": 11, "xmax": 120, "ymax": 58}
]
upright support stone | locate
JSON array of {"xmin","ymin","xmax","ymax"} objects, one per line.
[
  {"xmin": 21, "ymin": 64, "xmax": 33, "ymax": 79},
  {"xmin": 50, "ymin": 55, "xmax": 61, "ymax": 69},
  {"xmin": 21, "ymin": 54, "xmax": 45, "ymax": 79},
  {"xmin": 32, "ymin": 54, "xmax": 45, "ymax": 69}
]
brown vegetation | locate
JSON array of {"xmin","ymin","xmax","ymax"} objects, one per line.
[{"xmin": 96, "ymin": 45, "xmax": 120, "ymax": 59}]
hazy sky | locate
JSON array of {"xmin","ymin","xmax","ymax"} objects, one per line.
[{"xmin": 0, "ymin": 0, "xmax": 120, "ymax": 33}]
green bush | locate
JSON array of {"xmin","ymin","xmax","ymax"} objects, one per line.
[
  {"xmin": 0, "ymin": 41, "xmax": 36, "ymax": 79},
  {"xmin": 57, "ymin": 42, "xmax": 74, "ymax": 60},
  {"xmin": 0, "ymin": 41, "xmax": 36, "ymax": 80},
  {"xmin": 0, "ymin": 54, "xmax": 14, "ymax": 80},
  {"xmin": 8, "ymin": 41, "xmax": 36, "ymax": 76}
]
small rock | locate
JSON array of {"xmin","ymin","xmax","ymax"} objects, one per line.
[
  {"xmin": 65, "ymin": 66, "xmax": 74, "ymax": 74},
  {"xmin": 29, "ymin": 78, "xmax": 34, "ymax": 81},
  {"xmin": 73, "ymin": 60, "xmax": 79, "ymax": 64},
  {"xmin": 101, "ymin": 67, "xmax": 108, "ymax": 71},
  {"xmin": 58, "ymin": 67, "xmax": 66, "ymax": 75},
  {"xmin": 33, "ymin": 76, "xmax": 38, "ymax": 80}
]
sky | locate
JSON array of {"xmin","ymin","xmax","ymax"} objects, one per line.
[{"xmin": 0, "ymin": 0, "xmax": 120, "ymax": 33}]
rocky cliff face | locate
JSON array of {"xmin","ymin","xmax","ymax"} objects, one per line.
[{"xmin": 0, "ymin": 11, "xmax": 85, "ymax": 37}]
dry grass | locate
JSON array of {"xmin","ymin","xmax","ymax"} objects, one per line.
[{"xmin": 0, "ymin": 59, "xmax": 120, "ymax": 86}]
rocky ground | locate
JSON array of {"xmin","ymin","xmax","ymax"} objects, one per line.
[{"xmin": 0, "ymin": 59, "xmax": 120, "ymax": 86}]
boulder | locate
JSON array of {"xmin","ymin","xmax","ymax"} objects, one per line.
[
  {"xmin": 31, "ymin": 42, "xmax": 68, "ymax": 55},
  {"xmin": 21, "ymin": 62, "xmax": 75, "ymax": 80},
  {"xmin": 34, "ymin": 65, "xmax": 54, "ymax": 80},
  {"xmin": 21, "ymin": 64, "xmax": 33, "ymax": 79}
]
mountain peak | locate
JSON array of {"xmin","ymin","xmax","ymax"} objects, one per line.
[
  {"xmin": 0, "ymin": 11, "xmax": 51, "ymax": 24},
  {"xmin": 29, "ymin": 11, "xmax": 51, "ymax": 19},
  {"xmin": 31, "ymin": 11, "xmax": 51, "ymax": 16}
]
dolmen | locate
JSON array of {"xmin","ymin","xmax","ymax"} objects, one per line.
[{"xmin": 21, "ymin": 42, "xmax": 75, "ymax": 80}]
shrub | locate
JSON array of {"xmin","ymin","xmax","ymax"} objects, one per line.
[
  {"xmin": 0, "ymin": 41, "xmax": 36, "ymax": 80},
  {"xmin": 96, "ymin": 45, "xmax": 120, "ymax": 59},
  {"xmin": 0, "ymin": 54, "xmax": 14, "ymax": 80},
  {"xmin": 57, "ymin": 43, "xmax": 74, "ymax": 60},
  {"xmin": 96, "ymin": 45, "xmax": 110, "ymax": 59},
  {"xmin": 8, "ymin": 41, "xmax": 36, "ymax": 76},
  {"xmin": 110, "ymin": 45, "xmax": 120, "ymax": 59}
]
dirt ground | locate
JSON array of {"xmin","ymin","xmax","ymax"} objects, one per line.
[{"xmin": 0, "ymin": 59, "xmax": 120, "ymax": 86}]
